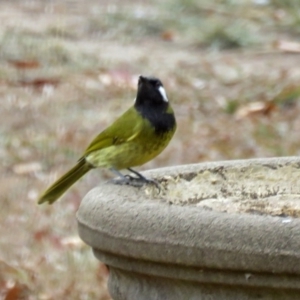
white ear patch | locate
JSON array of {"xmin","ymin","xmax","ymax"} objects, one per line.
[{"xmin": 158, "ymin": 86, "xmax": 168, "ymax": 102}]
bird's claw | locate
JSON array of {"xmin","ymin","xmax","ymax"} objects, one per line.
[{"xmin": 112, "ymin": 176, "xmax": 161, "ymax": 192}]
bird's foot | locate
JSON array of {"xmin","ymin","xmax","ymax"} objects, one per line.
[
  {"xmin": 111, "ymin": 176, "xmax": 144, "ymax": 187},
  {"xmin": 112, "ymin": 175, "xmax": 160, "ymax": 190},
  {"xmin": 110, "ymin": 168, "xmax": 161, "ymax": 192},
  {"xmin": 127, "ymin": 175, "xmax": 160, "ymax": 190}
]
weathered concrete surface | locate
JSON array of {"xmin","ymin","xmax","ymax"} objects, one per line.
[{"xmin": 77, "ymin": 157, "xmax": 300, "ymax": 300}]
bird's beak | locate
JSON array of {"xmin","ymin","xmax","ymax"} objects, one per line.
[{"xmin": 138, "ymin": 75, "xmax": 146, "ymax": 84}]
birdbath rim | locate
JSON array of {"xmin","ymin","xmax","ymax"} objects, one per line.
[{"xmin": 77, "ymin": 156, "xmax": 300, "ymax": 276}]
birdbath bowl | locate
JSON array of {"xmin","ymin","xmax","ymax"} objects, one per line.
[{"xmin": 77, "ymin": 157, "xmax": 300, "ymax": 300}]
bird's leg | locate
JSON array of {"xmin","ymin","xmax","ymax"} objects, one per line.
[
  {"xmin": 126, "ymin": 168, "xmax": 148, "ymax": 181},
  {"xmin": 110, "ymin": 168, "xmax": 128, "ymax": 180},
  {"xmin": 127, "ymin": 168, "xmax": 161, "ymax": 191},
  {"xmin": 110, "ymin": 168, "xmax": 143, "ymax": 186}
]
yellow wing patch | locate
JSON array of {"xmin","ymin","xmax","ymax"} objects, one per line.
[{"xmin": 83, "ymin": 107, "xmax": 144, "ymax": 156}]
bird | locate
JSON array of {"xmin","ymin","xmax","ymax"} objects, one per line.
[{"xmin": 38, "ymin": 75, "xmax": 176, "ymax": 204}]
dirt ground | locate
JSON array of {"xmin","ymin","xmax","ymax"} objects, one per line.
[{"xmin": 2, "ymin": 0, "xmax": 300, "ymax": 299}]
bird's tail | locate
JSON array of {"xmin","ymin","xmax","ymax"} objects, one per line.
[{"xmin": 38, "ymin": 158, "xmax": 93, "ymax": 205}]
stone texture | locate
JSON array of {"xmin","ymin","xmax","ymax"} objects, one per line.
[{"xmin": 77, "ymin": 157, "xmax": 300, "ymax": 299}]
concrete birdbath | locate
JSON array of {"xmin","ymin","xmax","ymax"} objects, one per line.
[{"xmin": 77, "ymin": 157, "xmax": 300, "ymax": 300}]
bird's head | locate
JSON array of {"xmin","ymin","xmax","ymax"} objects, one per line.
[{"xmin": 135, "ymin": 75, "xmax": 169, "ymax": 107}]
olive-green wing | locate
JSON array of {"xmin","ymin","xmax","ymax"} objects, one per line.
[{"xmin": 83, "ymin": 107, "xmax": 144, "ymax": 156}]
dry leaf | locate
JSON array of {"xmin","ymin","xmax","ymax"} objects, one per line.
[
  {"xmin": 274, "ymin": 40, "xmax": 300, "ymax": 53},
  {"xmin": 8, "ymin": 59, "xmax": 40, "ymax": 70},
  {"xmin": 0, "ymin": 261, "xmax": 33, "ymax": 299},
  {"xmin": 18, "ymin": 78, "xmax": 60, "ymax": 89},
  {"xmin": 33, "ymin": 230, "xmax": 62, "ymax": 249},
  {"xmin": 12, "ymin": 162, "xmax": 42, "ymax": 175},
  {"xmin": 235, "ymin": 101, "xmax": 276, "ymax": 119},
  {"xmin": 60, "ymin": 236, "xmax": 85, "ymax": 249},
  {"xmin": 161, "ymin": 30, "xmax": 175, "ymax": 41},
  {"xmin": 98, "ymin": 70, "xmax": 134, "ymax": 88},
  {"xmin": 3, "ymin": 282, "xmax": 30, "ymax": 300}
]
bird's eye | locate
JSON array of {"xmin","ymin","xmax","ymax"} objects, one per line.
[{"xmin": 152, "ymin": 80, "xmax": 161, "ymax": 88}]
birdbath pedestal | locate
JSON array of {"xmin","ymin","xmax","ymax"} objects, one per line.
[{"xmin": 77, "ymin": 157, "xmax": 300, "ymax": 300}]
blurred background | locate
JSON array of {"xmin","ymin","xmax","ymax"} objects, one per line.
[{"xmin": 2, "ymin": 0, "xmax": 300, "ymax": 298}]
